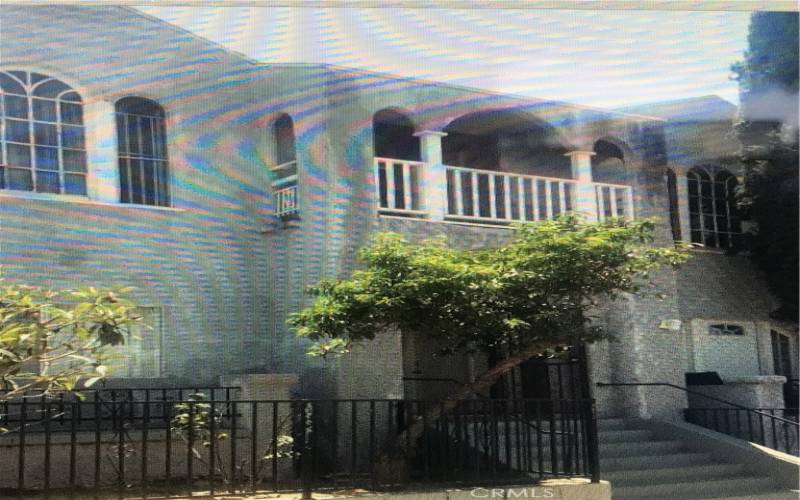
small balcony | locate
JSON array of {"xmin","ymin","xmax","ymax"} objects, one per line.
[{"xmin": 375, "ymin": 158, "xmax": 633, "ymax": 224}]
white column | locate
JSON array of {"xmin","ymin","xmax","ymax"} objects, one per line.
[
  {"xmin": 84, "ymin": 98, "xmax": 120, "ymax": 203},
  {"xmin": 673, "ymin": 166, "xmax": 692, "ymax": 243},
  {"xmin": 414, "ymin": 130, "xmax": 448, "ymax": 221},
  {"xmin": 565, "ymin": 150, "xmax": 597, "ymax": 222}
]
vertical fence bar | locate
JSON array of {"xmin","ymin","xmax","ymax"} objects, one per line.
[
  {"xmin": 94, "ymin": 393, "xmax": 101, "ymax": 488},
  {"xmin": 230, "ymin": 401, "xmax": 238, "ymax": 486},
  {"xmin": 44, "ymin": 401, "xmax": 52, "ymax": 490},
  {"xmin": 272, "ymin": 401, "xmax": 278, "ymax": 491},
  {"xmin": 369, "ymin": 400, "xmax": 377, "ymax": 489},
  {"xmin": 142, "ymin": 401, "xmax": 149, "ymax": 486},
  {"xmin": 18, "ymin": 399, "xmax": 26, "ymax": 491},
  {"xmin": 118, "ymin": 399, "xmax": 126, "ymax": 489},
  {"xmin": 208, "ymin": 400, "xmax": 216, "ymax": 495},
  {"xmin": 250, "ymin": 402, "xmax": 258, "ymax": 492},
  {"xmin": 351, "ymin": 400, "xmax": 358, "ymax": 484},
  {"xmin": 70, "ymin": 401, "xmax": 77, "ymax": 489},
  {"xmin": 301, "ymin": 402, "xmax": 313, "ymax": 500},
  {"xmin": 186, "ymin": 402, "xmax": 194, "ymax": 491}
]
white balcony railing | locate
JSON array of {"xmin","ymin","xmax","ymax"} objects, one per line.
[
  {"xmin": 374, "ymin": 157, "xmax": 426, "ymax": 215},
  {"xmin": 274, "ymin": 184, "xmax": 298, "ymax": 217},
  {"xmin": 594, "ymin": 182, "xmax": 634, "ymax": 221},
  {"xmin": 374, "ymin": 158, "xmax": 634, "ymax": 224},
  {"xmin": 446, "ymin": 166, "xmax": 578, "ymax": 223}
]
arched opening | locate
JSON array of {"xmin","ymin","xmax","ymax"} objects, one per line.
[
  {"xmin": 591, "ymin": 139, "xmax": 627, "ymax": 185},
  {"xmin": 116, "ymin": 97, "xmax": 169, "ymax": 206},
  {"xmin": 270, "ymin": 113, "xmax": 299, "ymax": 218},
  {"xmin": 442, "ymin": 110, "xmax": 570, "ymax": 177},
  {"xmin": 441, "ymin": 110, "xmax": 572, "ymax": 221},
  {"xmin": 666, "ymin": 168, "xmax": 682, "ymax": 241},
  {"xmin": 688, "ymin": 165, "xmax": 741, "ymax": 248},
  {"xmin": 372, "ymin": 109, "xmax": 420, "ymax": 161},
  {"xmin": 274, "ymin": 113, "xmax": 296, "ymax": 166}
]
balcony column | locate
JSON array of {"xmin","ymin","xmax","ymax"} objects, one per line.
[
  {"xmin": 84, "ymin": 98, "xmax": 120, "ymax": 203},
  {"xmin": 673, "ymin": 165, "xmax": 693, "ymax": 243},
  {"xmin": 414, "ymin": 130, "xmax": 448, "ymax": 221},
  {"xmin": 565, "ymin": 150, "xmax": 598, "ymax": 222}
]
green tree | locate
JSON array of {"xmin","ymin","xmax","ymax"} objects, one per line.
[
  {"xmin": 0, "ymin": 283, "xmax": 142, "ymax": 402},
  {"xmin": 731, "ymin": 11, "xmax": 799, "ymax": 320},
  {"xmin": 289, "ymin": 216, "xmax": 687, "ymax": 455}
]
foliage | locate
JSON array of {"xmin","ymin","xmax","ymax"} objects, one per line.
[
  {"xmin": 171, "ymin": 392, "xmax": 295, "ymax": 486},
  {"xmin": 731, "ymin": 11, "xmax": 799, "ymax": 321},
  {"xmin": 289, "ymin": 216, "xmax": 688, "ymax": 360},
  {"xmin": 0, "ymin": 283, "xmax": 142, "ymax": 401}
]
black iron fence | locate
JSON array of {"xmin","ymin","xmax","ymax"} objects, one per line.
[
  {"xmin": 0, "ymin": 397, "xmax": 599, "ymax": 496},
  {"xmin": 0, "ymin": 387, "xmax": 241, "ymax": 431}
]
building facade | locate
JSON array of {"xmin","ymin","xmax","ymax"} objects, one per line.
[{"xmin": 0, "ymin": 6, "xmax": 795, "ymax": 420}]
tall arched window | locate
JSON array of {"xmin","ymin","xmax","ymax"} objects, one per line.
[
  {"xmin": 116, "ymin": 97, "xmax": 169, "ymax": 206},
  {"xmin": 688, "ymin": 165, "xmax": 740, "ymax": 248},
  {"xmin": 274, "ymin": 113, "xmax": 296, "ymax": 166},
  {"xmin": 0, "ymin": 70, "xmax": 86, "ymax": 194},
  {"xmin": 666, "ymin": 168, "xmax": 682, "ymax": 241}
]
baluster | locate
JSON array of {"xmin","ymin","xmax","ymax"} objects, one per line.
[
  {"xmin": 518, "ymin": 177, "xmax": 527, "ymax": 220},
  {"xmin": 532, "ymin": 180, "xmax": 540, "ymax": 220},
  {"xmin": 402, "ymin": 162, "xmax": 412, "ymax": 210},
  {"xmin": 610, "ymin": 188, "xmax": 619, "ymax": 218},
  {"xmin": 545, "ymin": 181, "xmax": 553, "ymax": 219},
  {"xmin": 504, "ymin": 175, "xmax": 512, "ymax": 219},
  {"xmin": 471, "ymin": 172, "xmax": 479, "ymax": 217},
  {"xmin": 625, "ymin": 186, "xmax": 635, "ymax": 220},
  {"xmin": 488, "ymin": 174, "xmax": 497, "ymax": 219},
  {"xmin": 596, "ymin": 186, "xmax": 606, "ymax": 221},
  {"xmin": 558, "ymin": 182, "xmax": 567, "ymax": 215},
  {"xmin": 386, "ymin": 162, "xmax": 396, "ymax": 209},
  {"xmin": 453, "ymin": 169, "xmax": 463, "ymax": 215}
]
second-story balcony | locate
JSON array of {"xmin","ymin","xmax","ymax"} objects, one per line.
[
  {"xmin": 372, "ymin": 107, "xmax": 634, "ymax": 226},
  {"xmin": 375, "ymin": 157, "xmax": 633, "ymax": 224}
]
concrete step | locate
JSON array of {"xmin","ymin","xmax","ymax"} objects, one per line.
[
  {"xmin": 613, "ymin": 475, "xmax": 776, "ymax": 499},
  {"xmin": 597, "ymin": 429, "xmax": 652, "ymax": 443},
  {"xmin": 597, "ymin": 417, "xmax": 631, "ymax": 431},
  {"xmin": 620, "ymin": 488, "xmax": 797, "ymax": 500},
  {"xmin": 603, "ymin": 462, "xmax": 744, "ymax": 485},
  {"xmin": 599, "ymin": 439, "xmax": 683, "ymax": 458},
  {"xmin": 602, "ymin": 451, "xmax": 713, "ymax": 471}
]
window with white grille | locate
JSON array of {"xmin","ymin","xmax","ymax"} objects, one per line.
[{"xmin": 0, "ymin": 70, "xmax": 87, "ymax": 195}]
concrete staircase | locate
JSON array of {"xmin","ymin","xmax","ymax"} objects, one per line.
[{"xmin": 598, "ymin": 417, "xmax": 796, "ymax": 500}]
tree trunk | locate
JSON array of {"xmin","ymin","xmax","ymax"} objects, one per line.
[{"xmin": 376, "ymin": 341, "xmax": 553, "ymax": 475}]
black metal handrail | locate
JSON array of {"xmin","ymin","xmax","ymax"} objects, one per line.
[{"xmin": 597, "ymin": 381, "xmax": 799, "ymax": 454}]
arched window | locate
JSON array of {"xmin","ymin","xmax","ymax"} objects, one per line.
[
  {"xmin": 0, "ymin": 70, "xmax": 86, "ymax": 194},
  {"xmin": 666, "ymin": 168, "xmax": 682, "ymax": 241},
  {"xmin": 116, "ymin": 97, "xmax": 169, "ymax": 206},
  {"xmin": 688, "ymin": 165, "xmax": 740, "ymax": 248},
  {"xmin": 373, "ymin": 109, "xmax": 420, "ymax": 161},
  {"xmin": 591, "ymin": 139, "xmax": 626, "ymax": 184},
  {"xmin": 274, "ymin": 114, "xmax": 296, "ymax": 166}
]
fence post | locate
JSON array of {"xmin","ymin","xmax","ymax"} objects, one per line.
[
  {"xmin": 575, "ymin": 343, "xmax": 600, "ymax": 482},
  {"xmin": 301, "ymin": 402, "xmax": 314, "ymax": 500}
]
